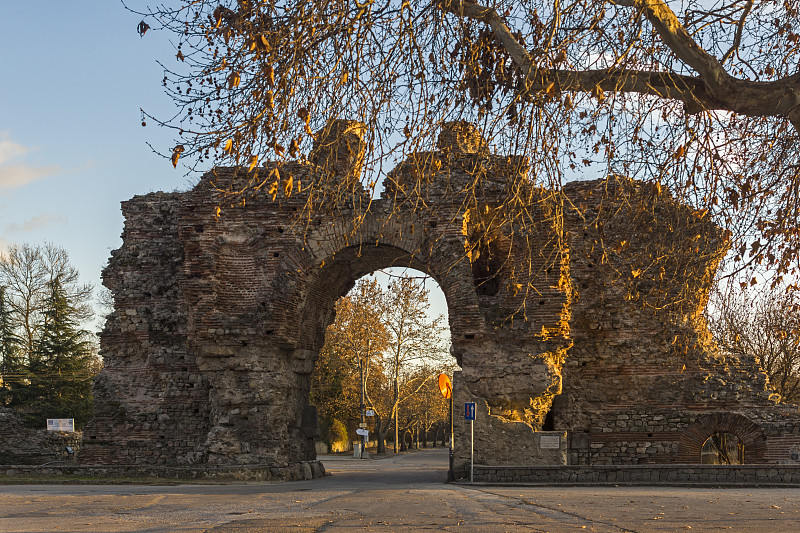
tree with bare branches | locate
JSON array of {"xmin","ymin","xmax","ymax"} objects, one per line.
[
  {"xmin": 380, "ymin": 276, "xmax": 449, "ymax": 452},
  {"xmin": 310, "ymin": 278, "xmax": 389, "ymax": 449},
  {"xmin": 0, "ymin": 244, "xmax": 93, "ymax": 359},
  {"xmin": 709, "ymin": 283, "xmax": 800, "ymax": 403},
  {"xmin": 132, "ymin": 0, "xmax": 800, "ymax": 296}
]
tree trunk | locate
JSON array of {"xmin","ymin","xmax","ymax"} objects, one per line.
[{"xmin": 375, "ymin": 414, "xmax": 385, "ymax": 454}]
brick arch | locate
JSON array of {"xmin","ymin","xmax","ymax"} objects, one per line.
[
  {"xmin": 677, "ymin": 412, "xmax": 767, "ymax": 464},
  {"xmin": 298, "ymin": 243, "xmax": 433, "ymax": 351}
]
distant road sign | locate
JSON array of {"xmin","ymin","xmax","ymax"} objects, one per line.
[
  {"xmin": 464, "ymin": 402, "xmax": 476, "ymax": 421},
  {"xmin": 365, "ymin": 410, "xmax": 375, "ymax": 417},
  {"xmin": 438, "ymin": 374, "xmax": 452, "ymax": 399},
  {"xmin": 356, "ymin": 428, "xmax": 369, "ymax": 437}
]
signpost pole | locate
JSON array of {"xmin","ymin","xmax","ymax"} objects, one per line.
[
  {"xmin": 448, "ymin": 395, "xmax": 453, "ymax": 482},
  {"xmin": 464, "ymin": 401, "xmax": 476, "ymax": 484},
  {"xmin": 438, "ymin": 373, "xmax": 454, "ymax": 482}
]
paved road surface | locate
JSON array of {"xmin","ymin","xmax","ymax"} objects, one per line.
[{"xmin": 2, "ymin": 448, "xmax": 799, "ymax": 532}]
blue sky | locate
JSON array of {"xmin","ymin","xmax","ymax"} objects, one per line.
[
  {"xmin": 0, "ymin": 4, "xmax": 177, "ymax": 300},
  {"xmin": 0, "ymin": 3, "xmax": 449, "ymax": 333}
]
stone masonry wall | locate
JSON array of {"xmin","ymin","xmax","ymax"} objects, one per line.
[
  {"xmin": 79, "ymin": 121, "xmax": 800, "ymax": 477},
  {"xmin": 0, "ymin": 408, "xmax": 80, "ymax": 465},
  {"xmin": 557, "ymin": 177, "xmax": 800, "ymax": 466},
  {"xmin": 81, "ymin": 122, "xmax": 571, "ymax": 477}
]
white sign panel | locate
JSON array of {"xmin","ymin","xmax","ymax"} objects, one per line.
[
  {"xmin": 365, "ymin": 410, "xmax": 375, "ymax": 417},
  {"xmin": 539, "ymin": 435, "xmax": 561, "ymax": 449},
  {"xmin": 356, "ymin": 428, "xmax": 369, "ymax": 437},
  {"xmin": 47, "ymin": 419, "xmax": 75, "ymax": 432}
]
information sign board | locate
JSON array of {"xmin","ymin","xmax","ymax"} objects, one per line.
[
  {"xmin": 46, "ymin": 419, "xmax": 74, "ymax": 432},
  {"xmin": 539, "ymin": 435, "xmax": 561, "ymax": 449}
]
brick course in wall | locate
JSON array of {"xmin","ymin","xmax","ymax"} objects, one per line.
[{"xmin": 76, "ymin": 121, "xmax": 800, "ymax": 480}]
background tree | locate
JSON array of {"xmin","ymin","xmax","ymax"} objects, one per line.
[
  {"xmin": 311, "ymin": 274, "xmax": 452, "ymax": 453},
  {"xmin": 708, "ymin": 283, "xmax": 800, "ymax": 403},
  {"xmin": 381, "ymin": 276, "xmax": 449, "ymax": 453},
  {"xmin": 310, "ymin": 278, "xmax": 390, "ymax": 449},
  {"xmin": 0, "ymin": 243, "xmax": 98, "ymax": 428},
  {"xmin": 134, "ymin": 0, "xmax": 800, "ymax": 297},
  {"xmin": 0, "ymin": 286, "xmax": 23, "ymax": 407},
  {"xmin": 401, "ymin": 364, "xmax": 453, "ymax": 448},
  {"xmin": 15, "ymin": 278, "xmax": 96, "ymax": 427}
]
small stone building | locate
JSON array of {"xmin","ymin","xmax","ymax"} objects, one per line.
[{"xmin": 79, "ymin": 121, "xmax": 800, "ymax": 479}]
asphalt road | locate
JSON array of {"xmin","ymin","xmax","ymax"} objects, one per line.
[{"xmin": 1, "ymin": 447, "xmax": 799, "ymax": 532}]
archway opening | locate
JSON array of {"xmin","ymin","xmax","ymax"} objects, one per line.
[
  {"xmin": 700, "ymin": 432, "xmax": 744, "ymax": 464},
  {"xmin": 309, "ymin": 266, "xmax": 458, "ymax": 459}
]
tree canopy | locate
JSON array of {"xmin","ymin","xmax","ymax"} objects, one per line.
[
  {"xmin": 133, "ymin": 0, "xmax": 800, "ymax": 290},
  {"xmin": 709, "ymin": 282, "xmax": 800, "ymax": 403},
  {"xmin": 310, "ymin": 274, "xmax": 452, "ymax": 452},
  {"xmin": 0, "ymin": 244, "xmax": 98, "ymax": 428},
  {"xmin": 310, "ymin": 278, "xmax": 389, "ymax": 441}
]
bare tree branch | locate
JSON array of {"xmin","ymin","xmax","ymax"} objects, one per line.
[
  {"xmin": 441, "ymin": 0, "xmax": 800, "ymax": 129},
  {"xmin": 721, "ymin": 0, "xmax": 754, "ymax": 65}
]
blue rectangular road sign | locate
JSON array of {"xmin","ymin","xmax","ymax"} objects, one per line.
[{"xmin": 465, "ymin": 402, "xmax": 476, "ymax": 421}]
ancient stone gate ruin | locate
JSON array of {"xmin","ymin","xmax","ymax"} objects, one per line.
[{"xmin": 81, "ymin": 122, "xmax": 800, "ymax": 480}]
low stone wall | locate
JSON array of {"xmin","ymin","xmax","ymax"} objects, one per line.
[
  {"xmin": 0, "ymin": 408, "xmax": 82, "ymax": 465},
  {"xmin": 469, "ymin": 464, "xmax": 800, "ymax": 485},
  {"xmin": 0, "ymin": 460, "xmax": 325, "ymax": 482}
]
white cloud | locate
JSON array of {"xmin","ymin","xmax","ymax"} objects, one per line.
[
  {"xmin": 0, "ymin": 214, "xmax": 69, "ymax": 256},
  {"xmin": 4, "ymin": 213, "xmax": 68, "ymax": 235},
  {"xmin": 0, "ymin": 135, "xmax": 29, "ymax": 164},
  {"xmin": 0, "ymin": 164, "xmax": 60, "ymax": 189},
  {"xmin": 0, "ymin": 131, "xmax": 59, "ymax": 189}
]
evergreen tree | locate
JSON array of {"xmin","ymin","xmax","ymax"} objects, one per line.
[
  {"xmin": 20, "ymin": 277, "xmax": 95, "ymax": 427},
  {"xmin": 0, "ymin": 286, "xmax": 23, "ymax": 407}
]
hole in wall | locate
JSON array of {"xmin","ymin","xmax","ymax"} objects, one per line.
[
  {"xmin": 542, "ymin": 408, "xmax": 555, "ymax": 431},
  {"xmin": 701, "ymin": 432, "xmax": 744, "ymax": 464},
  {"xmin": 464, "ymin": 205, "xmax": 509, "ymax": 297}
]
